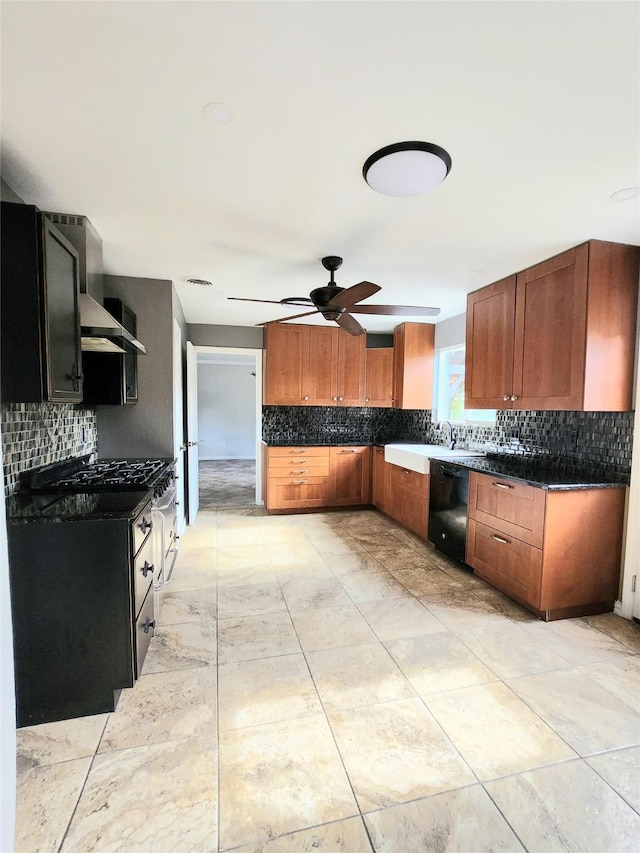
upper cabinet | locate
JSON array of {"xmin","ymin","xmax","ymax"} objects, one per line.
[
  {"xmin": 1, "ymin": 202, "xmax": 83, "ymax": 403},
  {"xmin": 393, "ymin": 322, "xmax": 435, "ymax": 410},
  {"xmin": 263, "ymin": 323, "xmax": 365, "ymax": 406},
  {"xmin": 365, "ymin": 347, "xmax": 394, "ymax": 407},
  {"xmin": 466, "ymin": 240, "xmax": 640, "ymax": 411}
]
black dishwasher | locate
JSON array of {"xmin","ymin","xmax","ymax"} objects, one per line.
[{"xmin": 428, "ymin": 462, "xmax": 470, "ymax": 564}]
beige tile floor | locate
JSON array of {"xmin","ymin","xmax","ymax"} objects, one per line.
[{"xmin": 14, "ymin": 508, "xmax": 640, "ymax": 852}]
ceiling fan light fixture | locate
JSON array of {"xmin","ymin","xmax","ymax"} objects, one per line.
[{"xmin": 363, "ymin": 141, "xmax": 452, "ymax": 197}]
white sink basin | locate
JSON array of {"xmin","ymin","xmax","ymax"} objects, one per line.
[{"xmin": 384, "ymin": 443, "xmax": 485, "ymax": 474}]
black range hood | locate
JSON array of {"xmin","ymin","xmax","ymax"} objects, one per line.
[{"xmin": 80, "ymin": 293, "xmax": 147, "ymax": 355}]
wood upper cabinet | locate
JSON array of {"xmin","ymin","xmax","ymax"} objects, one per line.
[
  {"xmin": 393, "ymin": 323, "xmax": 435, "ymax": 410},
  {"xmin": 329, "ymin": 446, "xmax": 371, "ymax": 505},
  {"xmin": 465, "ymin": 240, "xmax": 640, "ymax": 411},
  {"xmin": 365, "ymin": 348, "xmax": 394, "ymax": 407},
  {"xmin": 466, "ymin": 470, "xmax": 626, "ymax": 620},
  {"xmin": 263, "ymin": 324, "xmax": 311, "ymax": 405},
  {"xmin": 465, "ymin": 276, "xmax": 516, "ymax": 409},
  {"xmin": 263, "ymin": 323, "xmax": 365, "ymax": 406}
]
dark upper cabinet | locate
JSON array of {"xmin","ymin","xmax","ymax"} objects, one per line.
[
  {"xmin": 82, "ymin": 298, "xmax": 139, "ymax": 405},
  {"xmin": 1, "ymin": 202, "xmax": 83, "ymax": 403}
]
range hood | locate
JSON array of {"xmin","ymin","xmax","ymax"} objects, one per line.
[{"xmin": 80, "ymin": 294, "xmax": 147, "ymax": 355}]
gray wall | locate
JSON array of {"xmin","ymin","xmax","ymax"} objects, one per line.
[
  {"xmin": 97, "ymin": 275, "xmax": 178, "ymax": 457},
  {"xmin": 188, "ymin": 324, "xmax": 263, "ymax": 349},
  {"xmin": 434, "ymin": 313, "xmax": 466, "ymax": 350},
  {"xmin": 1, "ymin": 178, "xmax": 24, "ymax": 204}
]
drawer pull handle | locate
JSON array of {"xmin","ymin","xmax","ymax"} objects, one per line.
[
  {"xmin": 493, "ymin": 482, "xmax": 512, "ymax": 490},
  {"xmin": 141, "ymin": 561, "xmax": 155, "ymax": 578},
  {"xmin": 290, "ymin": 450, "xmax": 306, "ymax": 454},
  {"xmin": 142, "ymin": 618, "xmax": 155, "ymax": 634},
  {"xmin": 340, "ymin": 450, "xmax": 358, "ymax": 453},
  {"xmin": 291, "ymin": 480, "xmax": 308, "ymax": 484},
  {"xmin": 491, "ymin": 534, "xmax": 510, "ymax": 545},
  {"xmin": 291, "ymin": 470, "xmax": 307, "ymax": 474}
]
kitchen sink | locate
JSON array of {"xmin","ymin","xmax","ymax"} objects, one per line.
[{"xmin": 384, "ymin": 443, "xmax": 485, "ymax": 474}]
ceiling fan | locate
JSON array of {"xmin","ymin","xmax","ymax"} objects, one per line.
[{"xmin": 227, "ymin": 256, "xmax": 440, "ymax": 336}]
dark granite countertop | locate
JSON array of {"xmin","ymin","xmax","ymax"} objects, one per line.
[
  {"xmin": 436, "ymin": 455, "xmax": 626, "ymax": 490},
  {"xmin": 6, "ymin": 490, "xmax": 153, "ymax": 523}
]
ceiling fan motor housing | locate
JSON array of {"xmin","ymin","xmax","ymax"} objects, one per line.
[{"xmin": 310, "ymin": 285, "xmax": 346, "ymax": 321}]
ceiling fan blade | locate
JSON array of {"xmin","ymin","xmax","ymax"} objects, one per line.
[
  {"xmin": 256, "ymin": 310, "xmax": 320, "ymax": 326},
  {"xmin": 350, "ymin": 304, "xmax": 441, "ymax": 316},
  {"xmin": 228, "ymin": 297, "xmax": 311, "ymax": 306},
  {"xmin": 336, "ymin": 311, "xmax": 366, "ymax": 336},
  {"xmin": 327, "ymin": 281, "xmax": 381, "ymax": 308}
]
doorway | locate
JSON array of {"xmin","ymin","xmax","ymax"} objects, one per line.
[{"xmin": 187, "ymin": 346, "xmax": 263, "ymax": 513}]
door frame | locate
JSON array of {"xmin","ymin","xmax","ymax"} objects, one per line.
[{"xmin": 191, "ymin": 345, "xmax": 264, "ymax": 505}]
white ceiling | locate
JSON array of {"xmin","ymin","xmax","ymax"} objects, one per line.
[{"xmin": 2, "ymin": 1, "xmax": 639, "ymax": 333}]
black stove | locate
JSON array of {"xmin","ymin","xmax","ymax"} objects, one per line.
[{"xmin": 28, "ymin": 455, "xmax": 173, "ymax": 496}]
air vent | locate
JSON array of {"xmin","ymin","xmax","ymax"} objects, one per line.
[
  {"xmin": 46, "ymin": 213, "xmax": 86, "ymax": 227},
  {"xmin": 187, "ymin": 278, "xmax": 213, "ymax": 286}
]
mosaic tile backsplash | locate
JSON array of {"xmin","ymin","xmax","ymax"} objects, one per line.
[
  {"xmin": 262, "ymin": 406, "xmax": 634, "ymax": 483},
  {"xmin": 1, "ymin": 403, "xmax": 98, "ymax": 496}
]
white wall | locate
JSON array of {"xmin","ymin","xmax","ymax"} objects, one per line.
[
  {"xmin": 434, "ymin": 312, "xmax": 466, "ymax": 349},
  {"xmin": 197, "ymin": 363, "xmax": 256, "ymax": 459}
]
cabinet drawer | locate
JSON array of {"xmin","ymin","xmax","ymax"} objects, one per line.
[
  {"xmin": 133, "ymin": 502, "xmax": 154, "ymax": 556},
  {"xmin": 267, "ymin": 476, "xmax": 330, "ymax": 510},
  {"xmin": 388, "ymin": 464, "xmax": 428, "ymax": 497},
  {"xmin": 133, "ymin": 532, "xmax": 156, "ymax": 619},
  {"xmin": 468, "ymin": 471, "xmax": 546, "ymax": 547},
  {"xmin": 268, "ymin": 464, "xmax": 330, "ymax": 478},
  {"xmin": 467, "ymin": 519, "xmax": 542, "ymax": 608},
  {"xmin": 134, "ymin": 586, "xmax": 155, "ymax": 678},
  {"xmin": 268, "ymin": 446, "xmax": 330, "ymax": 459}
]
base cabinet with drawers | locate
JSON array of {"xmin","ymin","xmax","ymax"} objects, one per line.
[
  {"xmin": 466, "ymin": 471, "xmax": 626, "ymax": 620},
  {"xmin": 264, "ymin": 445, "xmax": 371, "ymax": 511},
  {"xmin": 7, "ymin": 497, "xmax": 157, "ymax": 726}
]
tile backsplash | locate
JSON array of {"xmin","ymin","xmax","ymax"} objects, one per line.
[
  {"xmin": 1, "ymin": 403, "xmax": 97, "ymax": 496},
  {"xmin": 262, "ymin": 406, "xmax": 634, "ymax": 482}
]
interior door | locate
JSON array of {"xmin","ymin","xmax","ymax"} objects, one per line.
[{"xmin": 186, "ymin": 341, "xmax": 199, "ymax": 523}]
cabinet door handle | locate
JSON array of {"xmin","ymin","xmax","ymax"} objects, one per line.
[
  {"xmin": 503, "ymin": 394, "xmax": 510, "ymax": 402},
  {"xmin": 139, "ymin": 517, "xmax": 153, "ymax": 533},
  {"xmin": 492, "ymin": 482, "xmax": 512, "ymax": 490},
  {"xmin": 291, "ymin": 480, "xmax": 308, "ymax": 484},
  {"xmin": 141, "ymin": 561, "xmax": 155, "ymax": 578},
  {"xmin": 332, "ymin": 396, "xmax": 338, "ymax": 401},
  {"xmin": 142, "ymin": 618, "xmax": 155, "ymax": 634},
  {"xmin": 338, "ymin": 396, "xmax": 344, "ymax": 401},
  {"xmin": 490, "ymin": 534, "xmax": 510, "ymax": 545},
  {"xmin": 365, "ymin": 397, "xmax": 370, "ymax": 402},
  {"xmin": 303, "ymin": 396, "xmax": 310, "ymax": 400},
  {"xmin": 510, "ymin": 395, "xmax": 518, "ymax": 401},
  {"xmin": 70, "ymin": 364, "xmax": 84, "ymax": 392}
]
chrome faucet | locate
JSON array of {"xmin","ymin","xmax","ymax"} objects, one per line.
[{"xmin": 439, "ymin": 420, "xmax": 457, "ymax": 450}]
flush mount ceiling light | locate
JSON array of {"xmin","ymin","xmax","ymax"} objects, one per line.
[{"xmin": 363, "ymin": 141, "xmax": 452, "ymax": 197}]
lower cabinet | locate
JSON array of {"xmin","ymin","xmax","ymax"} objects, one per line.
[
  {"xmin": 372, "ymin": 446, "xmax": 389, "ymax": 513},
  {"xmin": 386, "ymin": 464, "xmax": 430, "ymax": 539},
  {"xmin": 7, "ymin": 499, "xmax": 156, "ymax": 726},
  {"xmin": 264, "ymin": 445, "xmax": 370, "ymax": 511},
  {"xmin": 466, "ymin": 471, "xmax": 626, "ymax": 620}
]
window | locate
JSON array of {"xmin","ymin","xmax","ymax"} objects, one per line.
[{"xmin": 433, "ymin": 345, "xmax": 496, "ymax": 424}]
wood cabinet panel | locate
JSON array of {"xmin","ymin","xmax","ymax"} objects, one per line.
[
  {"xmin": 268, "ymin": 446, "xmax": 330, "ymax": 459},
  {"xmin": 329, "ymin": 446, "xmax": 371, "ymax": 506},
  {"xmin": 337, "ymin": 332, "xmax": 366, "ymax": 405},
  {"xmin": 468, "ymin": 472, "xmax": 546, "ymax": 548},
  {"xmin": 263, "ymin": 324, "xmax": 311, "ymax": 405},
  {"xmin": 267, "ymin": 476, "xmax": 331, "ymax": 510},
  {"xmin": 308, "ymin": 326, "xmax": 339, "ymax": 405},
  {"xmin": 465, "ymin": 276, "xmax": 516, "ymax": 409},
  {"xmin": 393, "ymin": 323, "xmax": 434, "ymax": 410},
  {"xmin": 387, "ymin": 464, "xmax": 430, "ymax": 539},
  {"xmin": 372, "ymin": 447, "xmax": 389, "ymax": 512},
  {"xmin": 513, "ymin": 246, "xmax": 588, "ymax": 410},
  {"xmin": 467, "ymin": 519, "xmax": 543, "ymax": 609},
  {"xmin": 365, "ymin": 348, "xmax": 394, "ymax": 407}
]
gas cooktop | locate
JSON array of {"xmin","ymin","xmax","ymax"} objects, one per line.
[{"xmin": 28, "ymin": 455, "xmax": 173, "ymax": 494}]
